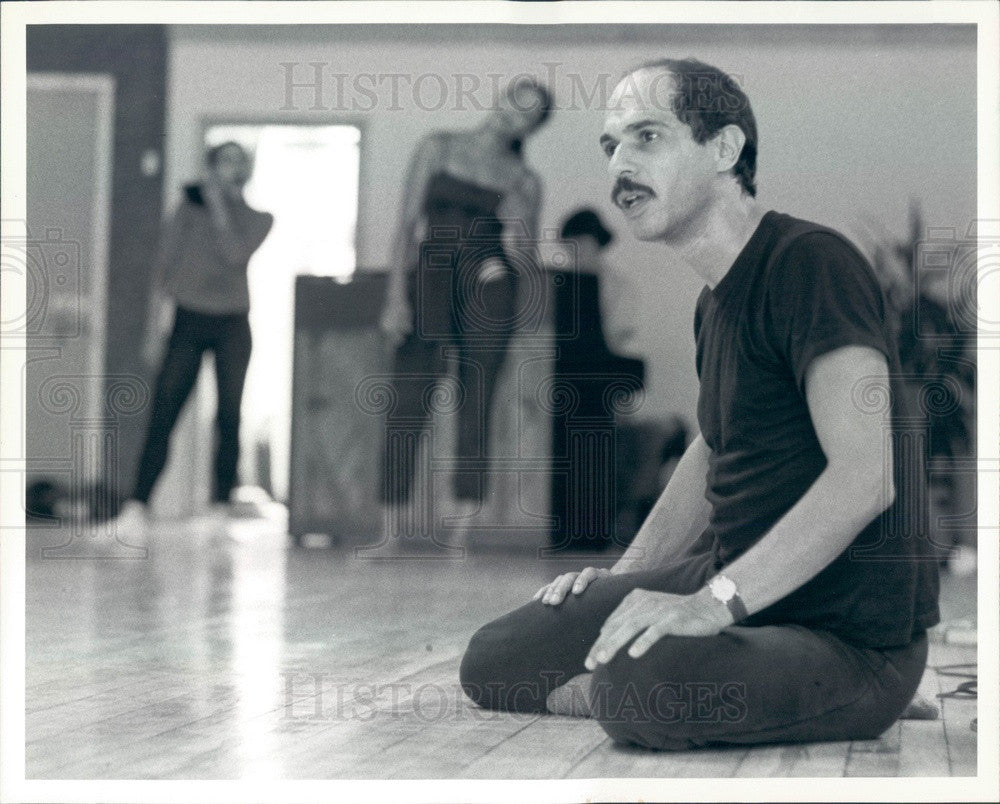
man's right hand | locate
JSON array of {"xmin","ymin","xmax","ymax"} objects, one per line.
[{"xmin": 532, "ymin": 567, "xmax": 612, "ymax": 606}]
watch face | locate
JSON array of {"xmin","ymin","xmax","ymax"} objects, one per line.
[{"xmin": 710, "ymin": 575, "xmax": 737, "ymax": 600}]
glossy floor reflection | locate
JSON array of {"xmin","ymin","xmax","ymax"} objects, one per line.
[{"xmin": 25, "ymin": 515, "xmax": 977, "ymax": 779}]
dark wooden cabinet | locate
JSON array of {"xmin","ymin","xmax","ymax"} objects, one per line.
[{"xmin": 288, "ymin": 274, "xmax": 389, "ymax": 545}]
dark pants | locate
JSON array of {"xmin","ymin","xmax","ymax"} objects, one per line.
[
  {"xmin": 380, "ymin": 271, "xmax": 517, "ymax": 504},
  {"xmin": 132, "ymin": 307, "xmax": 252, "ymax": 505},
  {"xmin": 459, "ymin": 552, "xmax": 928, "ymax": 750}
]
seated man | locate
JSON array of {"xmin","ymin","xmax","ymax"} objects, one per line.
[{"xmin": 459, "ymin": 57, "xmax": 939, "ymax": 750}]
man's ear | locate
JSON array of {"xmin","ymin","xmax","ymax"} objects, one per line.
[{"xmin": 713, "ymin": 124, "xmax": 746, "ymax": 174}]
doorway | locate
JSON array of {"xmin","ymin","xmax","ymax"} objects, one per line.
[
  {"xmin": 201, "ymin": 123, "xmax": 361, "ymax": 503},
  {"xmin": 24, "ymin": 72, "xmax": 114, "ymax": 523}
]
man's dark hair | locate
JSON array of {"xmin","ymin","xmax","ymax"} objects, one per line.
[{"xmin": 633, "ymin": 58, "xmax": 758, "ymax": 197}]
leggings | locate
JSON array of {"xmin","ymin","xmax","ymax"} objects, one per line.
[
  {"xmin": 459, "ymin": 552, "xmax": 928, "ymax": 750},
  {"xmin": 132, "ymin": 306, "xmax": 252, "ymax": 505}
]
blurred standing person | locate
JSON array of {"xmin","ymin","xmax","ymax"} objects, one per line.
[
  {"xmin": 109, "ymin": 141, "xmax": 273, "ymax": 536},
  {"xmin": 555, "ymin": 208, "xmax": 639, "ymax": 357},
  {"xmin": 549, "ymin": 208, "xmax": 645, "ymax": 550},
  {"xmin": 378, "ymin": 79, "xmax": 552, "ymax": 532}
]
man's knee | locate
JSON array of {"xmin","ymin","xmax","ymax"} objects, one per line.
[
  {"xmin": 459, "ymin": 605, "xmax": 566, "ymax": 713},
  {"xmin": 459, "ymin": 618, "xmax": 543, "ymax": 711},
  {"xmin": 459, "ymin": 623, "xmax": 499, "ymax": 709}
]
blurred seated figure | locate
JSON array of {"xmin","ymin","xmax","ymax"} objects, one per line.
[{"xmin": 548, "ymin": 209, "xmax": 645, "ymax": 552}]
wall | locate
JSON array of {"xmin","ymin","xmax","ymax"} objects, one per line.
[{"xmin": 164, "ymin": 23, "xmax": 976, "ymax": 436}]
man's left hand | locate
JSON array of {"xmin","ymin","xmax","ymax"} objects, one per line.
[{"xmin": 584, "ymin": 588, "xmax": 732, "ymax": 671}]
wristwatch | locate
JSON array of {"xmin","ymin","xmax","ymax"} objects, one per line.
[{"xmin": 707, "ymin": 573, "xmax": 749, "ymax": 624}]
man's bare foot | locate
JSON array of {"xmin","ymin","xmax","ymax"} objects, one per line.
[{"xmin": 545, "ymin": 672, "xmax": 594, "ymax": 717}]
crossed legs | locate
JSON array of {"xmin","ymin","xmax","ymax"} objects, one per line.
[{"xmin": 459, "ymin": 554, "xmax": 927, "ymax": 750}]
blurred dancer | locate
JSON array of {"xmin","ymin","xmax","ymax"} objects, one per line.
[
  {"xmin": 110, "ymin": 141, "xmax": 273, "ymax": 536},
  {"xmin": 378, "ymin": 79, "xmax": 552, "ymax": 524}
]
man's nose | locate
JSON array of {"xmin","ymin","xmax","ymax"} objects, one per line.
[{"xmin": 607, "ymin": 144, "xmax": 635, "ymax": 178}]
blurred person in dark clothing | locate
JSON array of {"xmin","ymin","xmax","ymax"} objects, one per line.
[
  {"xmin": 378, "ymin": 79, "xmax": 552, "ymax": 523},
  {"xmin": 549, "ymin": 208, "xmax": 645, "ymax": 550},
  {"xmin": 108, "ymin": 142, "xmax": 273, "ymax": 537}
]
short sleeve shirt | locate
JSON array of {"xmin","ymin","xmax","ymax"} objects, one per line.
[{"xmin": 693, "ymin": 211, "xmax": 939, "ymax": 648}]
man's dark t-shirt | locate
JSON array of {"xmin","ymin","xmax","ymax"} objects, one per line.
[{"xmin": 693, "ymin": 210, "xmax": 940, "ymax": 649}]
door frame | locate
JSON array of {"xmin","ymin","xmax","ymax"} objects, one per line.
[
  {"xmin": 26, "ymin": 72, "xmax": 114, "ymax": 484},
  {"xmin": 26, "ymin": 71, "xmax": 114, "ymax": 432}
]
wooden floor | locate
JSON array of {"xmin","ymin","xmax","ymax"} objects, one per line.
[{"xmin": 24, "ymin": 513, "xmax": 977, "ymax": 780}]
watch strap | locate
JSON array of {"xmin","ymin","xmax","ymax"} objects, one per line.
[
  {"xmin": 726, "ymin": 593, "xmax": 749, "ymax": 624},
  {"xmin": 708, "ymin": 573, "xmax": 749, "ymax": 624}
]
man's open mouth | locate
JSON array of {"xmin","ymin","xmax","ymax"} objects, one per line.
[{"xmin": 618, "ymin": 190, "xmax": 653, "ymax": 212}]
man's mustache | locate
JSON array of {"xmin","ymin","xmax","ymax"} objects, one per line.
[{"xmin": 612, "ymin": 176, "xmax": 656, "ymax": 207}]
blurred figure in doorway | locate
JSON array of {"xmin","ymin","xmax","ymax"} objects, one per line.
[{"xmin": 109, "ymin": 141, "xmax": 273, "ymax": 537}]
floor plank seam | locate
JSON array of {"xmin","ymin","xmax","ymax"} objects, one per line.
[
  {"xmin": 459, "ymin": 713, "xmax": 545, "ymax": 770},
  {"xmin": 561, "ymin": 735, "xmax": 612, "ymax": 777}
]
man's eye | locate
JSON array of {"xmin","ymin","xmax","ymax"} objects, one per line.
[{"xmin": 639, "ymin": 130, "xmax": 659, "ymax": 143}]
